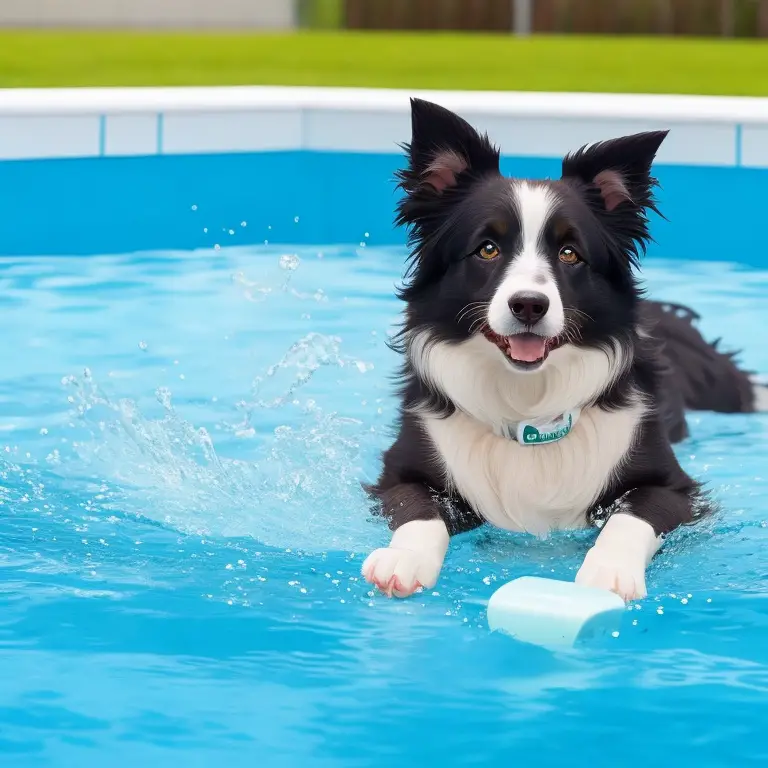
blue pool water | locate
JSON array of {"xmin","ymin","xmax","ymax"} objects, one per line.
[{"xmin": 2, "ymin": 244, "xmax": 768, "ymax": 766}]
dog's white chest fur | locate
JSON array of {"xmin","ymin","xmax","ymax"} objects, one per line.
[
  {"xmin": 409, "ymin": 332, "xmax": 646, "ymax": 535},
  {"xmin": 422, "ymin": 403, "xmax": 644, "ymax": 535}
]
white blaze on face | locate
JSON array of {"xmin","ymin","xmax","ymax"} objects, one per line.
[{"xmin": 486, "ymin": 181, "xmax": 566, "ymax": 338}]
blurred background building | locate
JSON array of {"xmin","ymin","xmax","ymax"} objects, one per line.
[
  {"xmin": 0, "ymin": 0, "xmax": 767, "ymax": 36},
  {"xmin": 0, "ymin": 0, "xmax": 295, "ymax": 29}
]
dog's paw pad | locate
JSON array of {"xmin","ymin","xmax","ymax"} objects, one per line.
[{"xmin": 362, "ymin": 547, "xmax": 441, "ymax": 598}]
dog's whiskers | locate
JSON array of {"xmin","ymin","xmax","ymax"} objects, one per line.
[
  {"xmin": 456, "ymin": 301, "xmax": 488, "ymax": 320},
  {"xmin": 562, "ymin": 322, "xmax": 584, "ymax": 346},
  {"xmin": 564, "ymin": 306, "xmax": 594, "ymax": 324},
  {"xmin": 460, "ymin": 308, "xmax": 488, "ymax": 325},
  {"xmin": 457, "ymin": 301, "xmax": 490, "ymax": 328},
  {"xmin": 561, "ymin": 307, "xmax": 590, "ymax": 346}
]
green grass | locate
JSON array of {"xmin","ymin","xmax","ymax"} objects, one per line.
[
  {"xmin": 297, "ymin": 0, "xmax": 343, "ymax": 29},
  {"xmin": 1, "ymin": 31, "xmax": 768, "ymax": 95}
]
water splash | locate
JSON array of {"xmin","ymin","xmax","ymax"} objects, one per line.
[
  {"xmin": 239, "ymin": 332, "xmax": 370, "ymax": 414},
  {"xmin": 279, "ymin": 254, "xmax": 300, "ymax": 272},
  {"xmin": 56, "ymin": 334, "xmax": 384, "ymax": 553}
]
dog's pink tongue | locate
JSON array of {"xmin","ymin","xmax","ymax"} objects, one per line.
[{"xmin": 506, "ymin": 334, "xmax": 546, "ymax": 362}]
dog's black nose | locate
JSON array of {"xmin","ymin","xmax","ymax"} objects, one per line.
[{"xmin": 508, "ymin": 292, "xmax": 550, "ymax": 326}]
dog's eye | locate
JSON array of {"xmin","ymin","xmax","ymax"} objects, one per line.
[
  {"xmin": 476, "ymin": 241, "xmax": 500, "ymax": 261},
  {"xmin": 558, "ymin": 246, "xmax": 581, "ymax": 265}
]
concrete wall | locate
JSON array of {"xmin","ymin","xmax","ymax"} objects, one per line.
[{"xmin": 0, "ymin": 0, "xmax": 297, "ymax": 28}]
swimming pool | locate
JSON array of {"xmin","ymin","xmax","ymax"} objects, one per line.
[
  {"xmin": 2, "ymin": 242, "xmax": 768, "ymax": 765},
  {"xmin": 3, "ymin": 85, "xmax": 768, "ymax": 765}
]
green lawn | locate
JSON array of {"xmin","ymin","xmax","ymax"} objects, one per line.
[{"xmin": 1, "ymin": 31, "xmax": 767, "ymax": 95}]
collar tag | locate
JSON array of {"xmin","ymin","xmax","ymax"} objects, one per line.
[{"xmin": 499, "ymin": 409, "xmax": 580, "ymax": 445}]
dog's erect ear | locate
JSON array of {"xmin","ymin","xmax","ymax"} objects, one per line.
[
  {"xmin": 395, "ymin": 100, "xmax": 500, "ymax": 295},
  {"xmin": 400, "ymin": 98, "xmax": 500, "ymax": 195},
  {"xmin": 561, "ymin": 131, "xmax": 668, "ymax": 213}
]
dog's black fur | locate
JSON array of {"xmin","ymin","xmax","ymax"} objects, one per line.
[{"xmin": 368, "ymin": 98, "xmax": 760, "ymax": 546}]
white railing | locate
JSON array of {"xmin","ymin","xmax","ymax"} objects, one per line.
[{"xmin": 0, "ymin": 85, "xmax": 767, "ymax": 168}]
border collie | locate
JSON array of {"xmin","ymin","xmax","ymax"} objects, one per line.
[{"xmin": 362, "ymin": 98, "xmax": 765, "ymax": 602}]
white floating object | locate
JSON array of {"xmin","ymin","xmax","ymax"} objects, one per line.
[{"xmin": 487, "ymin": 576, "xmax": 625, "ymax": 648}]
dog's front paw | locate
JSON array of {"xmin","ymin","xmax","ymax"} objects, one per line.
[
  {"xmin": 575, "ymin": 545, "xmax": 647, "ymax": 602},
  {"xmin": 362, "ymin": 547, "xmax": 442, "ymax": 598}
]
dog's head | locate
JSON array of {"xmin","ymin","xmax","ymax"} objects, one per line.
[{"xmin": 395, "ymin": 98, "xmax": 667, "ymax": 374}]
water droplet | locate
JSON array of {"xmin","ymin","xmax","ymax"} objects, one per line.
[
  {"xmin": 279, "ymin": 254, "xmax": 300, "ymax": 271},
  {"xmin": 294, "ymin": 216, "xmax": 300, "ymax": 224},
  {"xmin": 138, "ymin": 340, "xmax": 148, "ymax": 351},
  {"xmin": 203, "ymin": 227, "xmax": 208, "ymax": 234},
  {"xmin": 191, "ymin": 204, "xmax": 198, "ymax": 211},
  {"xmin": 214, "ymin": 244, "xmax": 221, "ymax": 252},
  {"xmin": 241, "ymin": 221, "xmax": 247, "ymax": 227},
  {"xmin": 681, "ymin": 598, "xmax": 688, "ymax": 605},
  {"xmin": 364, "ymin": 232, "xmax": 370, "ymax": 238},
  {"xmin": 155, "ymin": 387, "xmax": 173, "ymax": 410},
  {"xmin": 39, "ymin": 428, "xmax": 48, "ymax": 436},
  {"xmin": 611, "ymin": 631, "xmax": 620, "ymax": 638},
  {"xmin": 228, "ymin": 229, "xmax": 235, "ymax": 235}
]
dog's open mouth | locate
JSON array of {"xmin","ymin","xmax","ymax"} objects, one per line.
[{"xmin": 482, "ymin": 328, "xmax": 561, "ymax": 368}]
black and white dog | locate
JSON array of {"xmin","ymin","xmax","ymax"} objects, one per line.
[{"xmin": 362, "ymin": 98, "xmax": 765, "ymax": 602}]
